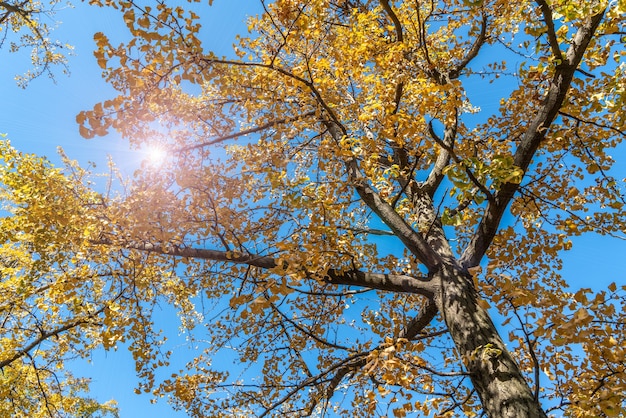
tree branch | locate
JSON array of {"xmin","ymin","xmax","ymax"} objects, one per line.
[
  {"xmin": 347, "ymin": 161, "xmax": 444, "ymax": 270},
  {"xmin": 536, "ymin": 0, "xmax": 564, "ymax": 62},
  {"xmin": 259, "ymin": 352, "xmax": 366, "ymax": 418},
  {"xmin": 321, "ymin": 299, "xmax": 439, "ymax": 409},
  {"xmin": 380, "ymin": 0, "xmax": 403, "ymax": 42},
  {"xmin": 322, "ymin": 120, "xmax": 443, "ymax": 271},
  {"xmin": 0, "ymin": 1, "xmax": 31, "ymax": 17},
  {"xmin": 270, "ymin": 303, "xmax": 352, "ymax": 351},
  {"xmin": 174, "ymin": 111, "xmax": 316, "ymax": 152},
  {"xmin": 559, "ymin": 110, "xmax": 626, "ymax": 137},
  {"xmin": 449, "ymin": 14, "xmax": 488, "ymax": 80},
  {"xmin": 460, "ymin": 9, "xmax": 606, "ymax": 268},
  {"xmin": 338, "ymin": 226, "xmax": 395, "ymax": 236},
  {"xmin": 420, "ymin": 117, "xmax": 457, "ymax": 197},
  {"xmin": 325, "ymin": 269, "xmax": 437, "ymax": 297},
  {"xmin": 427, "ymin": 119, "xmax": 493, "ymax": 203},
  {"xmin": 93, "ymin": 239, "xmax": 439, "ymax": 296},
  {"xmin": 199, "ymin": 57, "xmax": 347, "ymax": 137},
  {"xmin": 198, "ymin": 54, "xmax": 442, "ymax": 271},
  {"xmin": 398, "ymin": 298, "xmax": 439, "ymax": 340},
  {"xmin": 0, "ymin": 312, "xmax": 102, "ymax": 369}
]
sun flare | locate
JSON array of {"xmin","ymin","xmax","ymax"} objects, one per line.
[{"xmin": 144, "ymin": 145, "xmax": 168, "ymax": 166}]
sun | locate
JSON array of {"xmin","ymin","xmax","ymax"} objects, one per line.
[{"xmin": 143, "ymin": 145, "xmax": 168, "ymax": 166}]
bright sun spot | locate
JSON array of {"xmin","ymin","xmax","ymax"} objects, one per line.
[{"xmin": 144, "ymin": 145, "xmax": 168, "ymax": 166}]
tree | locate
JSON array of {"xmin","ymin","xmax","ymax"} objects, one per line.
[
  {"xmin": 0, "ymin": 0, "xmax": 72, "ymax": 85},
  {"xmin": 3, "ymin": 0, "xmax": 625, "ymax": 416},
  {"xmin": 0, "ymin": 139, "xmax": 122, "ymax": 417}
]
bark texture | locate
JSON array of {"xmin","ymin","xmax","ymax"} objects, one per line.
[{"xmin": 434, "ymin": 265, "xmax": 547, "ymax": 418}]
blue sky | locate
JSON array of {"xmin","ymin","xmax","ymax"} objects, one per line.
[{"xmin": 1, "ymin": 1, "xmax": 625, "ymax": 417}]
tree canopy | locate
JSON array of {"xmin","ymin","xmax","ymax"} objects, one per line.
[{"xmin": 2, "ymin": 0, "xmax": 626, "ymax": 417}]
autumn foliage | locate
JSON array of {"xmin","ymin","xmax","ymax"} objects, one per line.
[
  {"xmin": 2, "ymin": 0, "xmax": 626, "ymax": 417},
  {"xmin": 0, "ymin": 0, "xmax": 72, "ymax": 86}
]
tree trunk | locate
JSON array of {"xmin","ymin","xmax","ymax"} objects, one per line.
[{"xmin": 434, "ymin": 265, "xmax": 547, "ymax": 418}]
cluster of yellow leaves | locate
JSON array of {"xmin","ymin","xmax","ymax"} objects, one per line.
[
  {"xmin": 0, "ymin": 139, "xmax": 120, "ymax": 416},
  {"xmin": 0, "ymin": 362, "xmax": 119, "ymax": 418},
  {"xmin": 0, "ymin": 0, "xmax": 73, "ymax": 86}
]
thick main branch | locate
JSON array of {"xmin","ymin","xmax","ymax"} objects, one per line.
[
  {"xmin": 94, "ymin": 240, "xmax": 439, "ymax": 296},
  {"xmin": 460, "ymin": 10, "xmax": 606, "ymax": 268}
]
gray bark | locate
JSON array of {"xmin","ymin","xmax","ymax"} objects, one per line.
[{"xmin": 434, "ymin": 265, "xmax": 547, "ymax": 418}]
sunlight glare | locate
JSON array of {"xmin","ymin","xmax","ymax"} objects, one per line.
[{"xmin": 144, "ymin": 145, "xmax": 168, "ymax": 166}]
